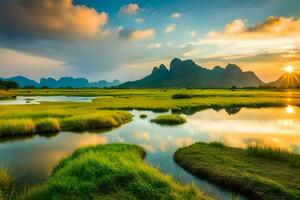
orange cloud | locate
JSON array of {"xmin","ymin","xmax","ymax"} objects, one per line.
[
  {"xmin": 0, "ymin": 0, "xmax": 108, "ymax": 38},
  {"xmin": 129, "ymin": 29, "xmax": 155, "ymax": 40}
]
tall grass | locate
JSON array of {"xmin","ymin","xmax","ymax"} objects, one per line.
[
  {"xmin": 60, "ymin": 112, "xmax": 132, "ymax": 131},
  {"xmin": 151, "ymin": 114, "xmax": 186, "ymax": 125},
  {"xmin": 0, "ymin": 119, "xmax": 35, "ymax": 136},
  {"xmin": 0, "ymin": 169, "xmax": 12, "ymax": 200},
  {"xmin": 35, "ymin": 118, "xmax": 60, "ymax": 134},
  {"xmin": 247, "ymin": 145, "xmax": 300, "ymax": 168},
  {"xmin": 20, "ymin": 144, "xmax": 208, "ymax": 200}
]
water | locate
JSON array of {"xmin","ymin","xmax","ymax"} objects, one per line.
[
  {"xmin": 0, "ymin": 96, "xmax": 97, "ymax": 104},
  {"xmin": 0, "ymin": 106, "xmax": 299, "ymax": 199}
]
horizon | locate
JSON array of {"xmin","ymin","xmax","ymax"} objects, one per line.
[{"xmin": 0, "ymin": 0, "xmax": 299, "ymax": 82}]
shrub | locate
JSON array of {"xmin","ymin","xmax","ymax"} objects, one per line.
[
  {"xmin": 139, "ymin": 114, "xmax": 147, "ymax": 119},
  {"xmin": 172, "ymin": 94, "xmax": 191, "ymax": 99},
  {"xmin": 35, "ymin": 118, "xmax": 60, "ymax": 134}
]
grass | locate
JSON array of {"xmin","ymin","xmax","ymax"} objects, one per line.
[
  {"xmin": 174, "ymin": 142, "xmax": 300, "ymax": 200},
  {"xmin": 0, "ymin": 90, "xmax": 12, "ymax": 100},
  {"xmin": 0, "ymin": 119, "xmax": 35, "ymax": 136},
  {"xmin": 0, "ymin": 111, "xmax": 132, "ymax": 137},
  {"xmin": 60, "ymin": 111, "xmax": 132, "ymax": 131},
  {"xmin": 35, "ymin": 118, "xmax": 60, "ymax": 134},
  {"xmin": 20, "ymin": 144, "xmax": 210, "ymax": 200},
  {"xmin": 0, "ymin": 169, "xmax": 12, "ymax": 200},
  {"xmin": 151, "ymin": 114, "xmax": 186, "ymax": 125},
  {"xmin": 246, "ymin": 145, "xmax": 300, "ymax": 168}
]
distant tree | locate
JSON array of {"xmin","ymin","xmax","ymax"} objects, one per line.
[
  {"xmin": 23, "ymin": 85, "xmax": 36, "ymax": 89},
  {"xmin": 0, "ymin": 80, "xmax": 19, "ymax": 91}
]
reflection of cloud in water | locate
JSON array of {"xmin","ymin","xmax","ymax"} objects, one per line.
[
  {"xmin": 133, "ymin": 131, "xmax": 150, "ymax": 141},
  {"xmin": 159, "ymin": 137, "xmax": 194, "ymax": 152}
]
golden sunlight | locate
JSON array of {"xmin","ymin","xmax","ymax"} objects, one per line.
[
  {"xmin": 285, "ymin": 105, "xmax": 295, "ymax": 114},
  {"xmin": 285, "ymin": 66, "xmax": 294, "ymax": 73}
]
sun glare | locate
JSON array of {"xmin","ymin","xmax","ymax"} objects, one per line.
[
  {"xmin": 285, "ymin": 66, "xmax": 294, "ymax": 73},
  {"xmin": 285, "ymin": 105, "xmax": 295, "ymax": 114}
]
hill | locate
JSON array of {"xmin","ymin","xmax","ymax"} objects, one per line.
[
  {"xmin": 267, "ymin": 72, "xmax": 300, "ymax": 88},
  {"xmin": 119, "ymin": 58, "xmax": 264, "ymax": 88}
]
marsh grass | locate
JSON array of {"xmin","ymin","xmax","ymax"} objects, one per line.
[
  {"xmin": 60, "ymin": 112, "xmax": 132, "ymax": 131},
  {"xmin": 0, "ymin": 119, "xmax": 35, "ymax": 137},
  {"xmin": 20, "ymin": 144, "xmax": 209, "ymax": 200},
  {"xmin": 35, "ymin": 118, "xmax": 60, "ymax": 134},
  {"xmin": 151, "ymin": 114, "xmax": 186, "ymax": 125},
  {"xmin": 174, "ymin": 142, "xmax": 300, "ymax": 200},
  {"xmin": 247, "ymin": 145, "xmax": 300, "ymax": 168},
  {"xmin": 209, "ymin": 141, "xmax": 226, "ymax": 148},
  {"xmin": 0, "ymin": 168, "xmax": 12, "ymax": 200}
]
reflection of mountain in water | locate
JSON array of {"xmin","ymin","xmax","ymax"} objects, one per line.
[
  {"xmin": 171, "ymin": 106, "xmax": 242, "ymax": 115},
  {"xmin": 225, "ymin": 107, "xmax": 242, "ymax": 115}
]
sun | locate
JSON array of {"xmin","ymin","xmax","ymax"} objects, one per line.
[{"xmin": 285, "ymin": 66, "xmax": 294, "ymax": 73}]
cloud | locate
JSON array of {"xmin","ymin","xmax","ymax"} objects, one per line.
[
  {"xmin": 190, "ymin": 30, "xmax": 196, "ymax": 37},
  {"xmin": 134, "ymin": 17, "xmax": 144, "ymax": 24},
  {"xmin": 170, "ymin": 12, "xmax": 181, "ymax": 19},
  {"xmin": 199, "ymin": 16, "xmax": 300, "ymax": 56},
  {"xmin": 146, "ymin": 43, "xmax": 161, "ymax": 49},
  {"xmin": 182, "ymin": 49, "xmax": 198, "ymax": 57},
  {"xmin": 127, "ymin": 29, "xmax": 155, "ymax": 41},
  {"xmin": 165, "ymin": 24, "xmax": 176, "ymax": 33},
  {"xmin": 0, "ymin": 0, "xmax": 108, "ymax": 39},
  {"xmin": 0, "ymin": 48, "xmax": 68, "ymax": 79},
  {"xmin": 120, "ymin": 3, "xmax": 139, "ymax": 15}
]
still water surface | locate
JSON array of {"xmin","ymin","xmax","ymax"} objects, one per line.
[
  {"xmin": 0, "ymin": 106, "xmax": 299, "ymax": 199},
  {"xmin": 0, "ymin": 96, "xmax": 96, "ymax": 104}
]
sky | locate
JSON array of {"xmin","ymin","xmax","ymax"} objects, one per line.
[{"xmin": 0, "ymin": 0, "xmax": 299, "ymax": 82}]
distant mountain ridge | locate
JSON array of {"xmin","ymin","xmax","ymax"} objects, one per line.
[
  {"xmin": 119, "ymin": 58, "xmax": 264, "ymax": 88},
  {"xmin": 1, "ymin": 76, "xmax": 121, "ymax": 88}
]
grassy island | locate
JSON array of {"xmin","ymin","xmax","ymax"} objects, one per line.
[
  {"xmin": 20, "ymin": 144, "xmax": 210, "ymax": 200},
  {"xmin": 174, "ymin": 142, "xmax": 300, "ymax": 200},
  {"xmin": 151, "ymin": 114, "xmax": 186, "ymax": 125}
]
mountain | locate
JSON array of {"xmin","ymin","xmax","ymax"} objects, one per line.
[
  {"xmin": 119, "ymin": 58, "xmax": 264, "ymax": 88},
  {"xmin": 1, "ymin": 76, "xmax": 121, "ymax": 88},
  {"xmin": 267, "ymin": 72, "xmax": 300, "ymax": 88},
  {"xmin": 3, "ymin": 76, "xmax": 39, "ymax": 88}
]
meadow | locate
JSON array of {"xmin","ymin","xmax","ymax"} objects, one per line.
[{"xmin": 174, "ymin": 142, "xmax": 300, "ymax": 200}]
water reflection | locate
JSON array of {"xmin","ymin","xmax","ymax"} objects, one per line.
[
  {"xmin": 0, "ymin": 96, "xmax": 97, "ymax": 105},
  {"xmin": 0, "ymin": 106, "xmax": 300, "ymax": 199}
]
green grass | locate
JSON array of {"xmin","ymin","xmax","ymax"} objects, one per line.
[
  {"xmin": 35, "ymin": 118, "xmax": 60, "ymax": 134},
  {"xmin": 0, "ymin": 169, "xmax": 12, "ymax": 200},
  {"xmin": 0, "ymin": 119, "xmax": 36, "ymax": 136},
  {"xmin": 20, "ymin": 144, "xmax": 210, "ymax": 200},
  {"xmin": 0, "ymin": 111, "xmax": 132, "ymax": 137},
  {"xmin": 151, "ymin": 114, "xmax": 186, "ymax": 125},
  {"xmin": 174, "ymin": 142, "xmax": 300, "ymax": 200},
  {"xmin": 60, "ymin": 111, "xmax": 132, "ymax": 131},
  {"xmin": 247, "ymin": 145, "xmax": 300, "ymax": 168}
]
